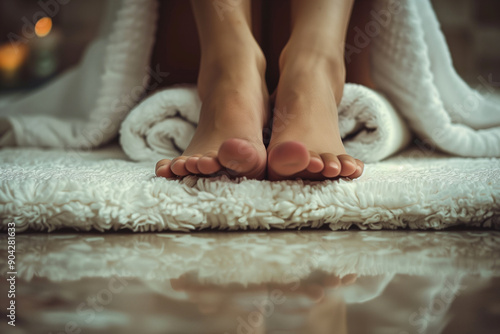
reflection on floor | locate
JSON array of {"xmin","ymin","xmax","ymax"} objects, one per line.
[{"xmin": 1, "ymin": 231, "xmax": 499, "ymax": 334}]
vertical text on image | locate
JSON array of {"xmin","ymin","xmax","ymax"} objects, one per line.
[{"xmin": 6, "ymin": 221, "xmax": 17, "ymax": 327}]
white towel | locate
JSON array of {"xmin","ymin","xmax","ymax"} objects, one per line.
[
  {"xmin": 371, "ymin": 0, "xmax": 500, "ymax": 157},
  {"xmin": 120, "ymin": 84, "xmax": 411, "ymax": 163}
]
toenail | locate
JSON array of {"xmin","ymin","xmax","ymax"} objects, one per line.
[
  {"xmin": 156, "ymin": 165, "xmax": 166, "ymax": 174},
  {"xmin": 329, "ymin": 162, "xmax": 339, "ymax": 170},
  {"xmin": 171, "ymin": 160, "xmax": 184, "ymax": 169},
  {"xmin": 356, "ymin": 166, "xmax": 362, "ymax": 173},
  {"xmin": 347, "ymin": 162, "xmax": 356, "ymax": 169}
]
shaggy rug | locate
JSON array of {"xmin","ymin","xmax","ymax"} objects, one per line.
[{"xmin": 1, "ymin": 145, "xmax": 498, "ymax": 232}]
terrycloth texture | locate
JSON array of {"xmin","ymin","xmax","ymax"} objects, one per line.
[
  {"xmin": 0, "ymin": 0, "xmax": 499, "ymax": 233},
  {"xmin": 371, "ymin": 0, "xmax": 500, "ymax": 156},
  {"xmin": 120, "ymin": 84, "xmax": 411, "ymax": 163},
  {"xmin": 0, "ymin": 145, "xmax": 498, "ymax": 232}
]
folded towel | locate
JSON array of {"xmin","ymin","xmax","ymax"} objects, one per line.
[
  {"xmin": 372, "ymin": 0, "xmax": 500, "ymax": 157},
  {"xmin": 120, "ymin": 84, "xmax": 412, "ymax": 163}
]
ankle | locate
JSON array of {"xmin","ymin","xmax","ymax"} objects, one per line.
[
  {"xmin": 198, "ymin": 41, "xmax": 266, "ymax": 97},
  {"xmin": 279, "ymin": 45, "xmax": 345, "ymax": 102},
  {"xmin": 280, "ymin": 42, "xmax": 344, "ymax": 73},
  {"xmin": 202, "ymin": 37, "xmax": 266, "ymax": 72}
]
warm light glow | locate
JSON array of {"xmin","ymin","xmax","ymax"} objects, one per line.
[
  {"xmin": 35, "ymin": 17, "xmax": 52, "ymax": 37},
  {"xmin": 0, "ymin": 43, "xmax": 29, "ymax": 72}
]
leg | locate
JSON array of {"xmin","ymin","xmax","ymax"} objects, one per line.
[
  {"xmin": 267, "ymin": 0, "xmax": 364, "ymax": 180},
  {"xmin": 156, "ymin": 0, "xmax": 269, "ymax": 179}
]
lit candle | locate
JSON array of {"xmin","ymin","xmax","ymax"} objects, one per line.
[
  {"xmin": 30, "ymin": 17, "xmax": 62, "ymax": 78},
  {"xmin": 0, "ymin": 43, "xmax": 29, "ymax": 81}
]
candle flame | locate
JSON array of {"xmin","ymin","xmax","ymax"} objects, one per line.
[
  {"xmin": 35, "ymin": 17, "xmax": 52, "ymax": 37},
  {"xmin": 0, "ymin": 43, "xmax": 29, "ymax": 72}
]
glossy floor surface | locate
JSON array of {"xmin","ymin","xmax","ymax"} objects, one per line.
[{"xmin": 1, "ymin": 230, "xmax": 499, "ymax": 334}]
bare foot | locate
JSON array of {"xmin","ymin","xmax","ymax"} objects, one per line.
[
  {"xmin": 156, "ymin": 47, "xmax": 269, "ymax": 179},
  {"xmin": 267, "ymin": 49, "xmax": 364, "ymax": 181}
]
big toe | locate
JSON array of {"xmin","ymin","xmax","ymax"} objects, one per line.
[
  {"xmin": 218, "ymin": 138, "xmax": 263, "ymax": 174},
  {"xmin": 268, "ymin": 141, "xmax": 310, "ymax": 177}
]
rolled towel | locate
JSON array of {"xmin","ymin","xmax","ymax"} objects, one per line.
[
  {"xmin": 120, "ymin": 85, "xmax": 201, "ymax": 162},
  {"xmin": 120, "ymin": 84, "xmax": 411, "ymax": 163}
]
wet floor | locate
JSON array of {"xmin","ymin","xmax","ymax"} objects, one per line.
[{"xmin": 1, "ymin": 230, "xmax": 499, "ymax": 334}]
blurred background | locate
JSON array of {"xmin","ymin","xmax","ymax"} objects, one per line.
[
  {"xmin": 432, "ymin": 0, "xmax": 500, "ymax": 85},
  {"xmin": 0, "ymin": 0, "xmax": 498, "ymax": 92},
  {"xmin": 0, "ymin": 0, "xmax": 102, "ymax": 91}
]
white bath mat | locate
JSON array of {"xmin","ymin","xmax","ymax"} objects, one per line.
[{"xmin": 0, "ymin": 145, "xmax": 498, "ymax": 232}]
